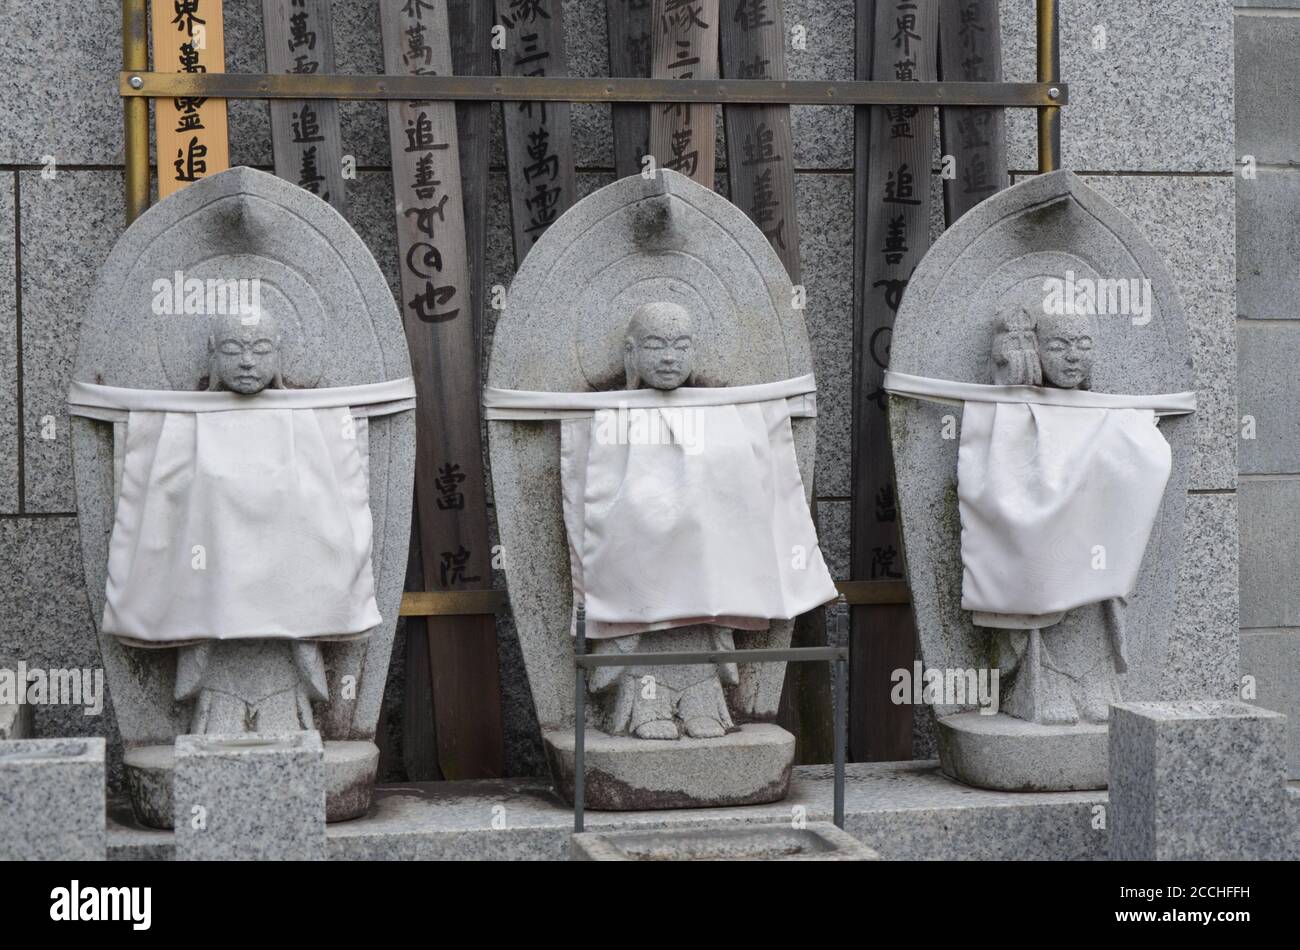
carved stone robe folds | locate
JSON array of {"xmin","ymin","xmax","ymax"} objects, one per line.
[
  {"xmin": 67, "ymin": 377, "xmax": 416, "ymax": 643},
  {"xmin": 484, "ymin": 374, "xmax": 838, "ymax": 639},
  {"xmin": 884, "ymin": 371, "xmax": 1196, "ymax": 616}
]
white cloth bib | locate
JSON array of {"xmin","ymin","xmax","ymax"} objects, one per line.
[
  {"xmin": 485, "ymin": 375, "xmax": 838, "ymax": 638},
  {"xmin": 884, "ymin": 371, "xmax": 1195, "ymax": 617},
  {"xmin": 68, "ymin": 378, "xmax": 415, "ymax": 643}
]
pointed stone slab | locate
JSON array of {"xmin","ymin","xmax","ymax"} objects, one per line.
[
  {"xmin": 70, "ymin": 166, "xmax": 414, "ymax": 824},
  {"xmin": 888, "ymin": 169, "xmax": 1195, "ymax": 790},
  {"xmin": 487, "ymin": 169, "xmax": 817, "ymax": 807}
]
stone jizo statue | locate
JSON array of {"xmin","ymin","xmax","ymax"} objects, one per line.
[{"xmin": 588, "ymin": 301, "xmax": 739, "ymax": 741}]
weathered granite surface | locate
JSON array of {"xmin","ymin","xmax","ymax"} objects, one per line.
[
  {"xmin": 571, "ymin": 821, "xmax": 879, "ymax": 861},
  {"xmin": 173, "ymin": 732, "xmax": 326, "ymax": 861},
  {"xmin": 1240, "ymin": 630, "xmax": 1300, "ymax": 779},
  {"xmin": 108, "ymin": 760, "xmax": 1112, "ymax": 861},
  {"xmin": 1239, "ymin": 479, "xmax": 1300, "ymax": 629},
  {"xmin": 69, "ymin": 167, "xmax": 414, "ymax": 825},
  {"xmin": 1109, "ymin": 701, "xmax": 1287, "ymax": 860},
  {"xmin": 889, "ymin": 170, "xmax": 1196, "ymax": 790},
  {"xmin": 0, "ymin": 737, "xmax": 105, "ymax": 860},
  {"xmin": 487, "ymin": 169, "xmax": 819, "ymax": 806},
  {"xmin": 937, "ymin": 713, "xmax": 1108, "ymax": 792}
]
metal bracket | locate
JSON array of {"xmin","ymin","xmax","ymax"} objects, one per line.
[{"xmin": 399, "ymin": 590, "xmax": 507, "ymax": 617}]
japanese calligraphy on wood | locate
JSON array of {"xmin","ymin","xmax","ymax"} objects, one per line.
[
  {"xmin": 719, "ymin": 0, "xmax": 827, "ymax": 763},
  {"xmin": 719, "ymin": 0, "xmax": 800, "ymax": 280},
  {"xmin": 380, "ymin": 0, "xmax": 504, "ymax": 779},
  {"xmin": 607, "ymin": 0, "xmax": 653, "ymax": 179},
  {"xmin": 850, "ymin": 0, "xmax": 936, "ymax": 762},
  {"xmin": 495, "ymin": 0, "xmax": 578, "ymax": 266},
  {"xmin": 650, "ymin": 0, "xmax": 719, "ymax": 188},
  {"xmin": 262, "ymin": 0, "xmax": 347, "ymax": 213},
  {"xmin": 937, "ymin": 0, "xmax": 1007, "ymax": 224},
  {"xmin": 153, "ymin": 0, "xmax": 229, "ymax": 199}
]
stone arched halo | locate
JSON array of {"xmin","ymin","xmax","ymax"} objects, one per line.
[
  {"xmin": 489, "ymin": 169, "xmax": 812, "ymax": 393},
  {"xmin": 77, "ymin": 166, "xmax": 408, "ymax": 393}
]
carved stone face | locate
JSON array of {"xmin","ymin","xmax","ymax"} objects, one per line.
[
  {"xmin": 1035, "ymin": 312, "xmax": 1095, "ymax": 389},
  {"xmin": 209, "ymin": 308, "xmax": 282, "ymax": 394},
  {"xmin": 624, "ymin": 302, "xmax": 695, "ymax": 390}
]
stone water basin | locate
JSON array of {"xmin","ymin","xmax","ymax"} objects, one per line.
[{"xmin": 570, "ymin": 821, "xmax": 879, "ymax": 861}]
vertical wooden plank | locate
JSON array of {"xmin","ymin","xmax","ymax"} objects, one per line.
[
  {"xmin": 447, "ymin": 0, "xmax": 494, "ymax": 347},
  {"xmin": 153, "ymin": 0, "xmax": 229, "ymax": 199},
  {"xmin": 718, "ymin": 0, "xmax": 800, "ymax": 280},
  {"xmin": 401, "ymin": 498, "xmax": 442, "ymax": 781},
  {"xmin": 718, "ymin": 0, "xmax": 827, "ymax": 764},
  {"xmin": 649, "ymin": 0, "xmax": 719, "ymax": 188},
  {"xmin": 849, "ymin": 0, "xmax": 937, "ymax": 762},
  {"xmin": 937, "ymin": 0, "xmax": 1007, "ymax": 224},
  {"xmin": 607, "ymin": 0, "xmax": 654, "ymax": 179},
  {"xmin": 494, "ymin": 0, "xmax": 578, "ymax": 266},
  {"xmin": 262, "ymin": 0, "xmax": 347, "ymax": 214},
  {"xmin": 381, "ymin": 0, "xmax": 504, "ymax": 780}
]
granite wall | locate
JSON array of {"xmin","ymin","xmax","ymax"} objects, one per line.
[
  {"xmin": 0, "ymin": 0, "xmax": 1238, "ymax": 785},
  {"xmin": 1236, "ymin": 0, "xmax": 1300, "ymax": 779}
]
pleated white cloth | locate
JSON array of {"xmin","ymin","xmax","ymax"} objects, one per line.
[
  {"xmin": 67, "ymin": 378, "xmax": 415, "ymax": 643},
  {"xmin": 884, "ymin": 371, "xmax": 1196, "ymax": 616},
  {"xmin": 484, "ymin": 375, "xmax": 838, "ymax": 638}
]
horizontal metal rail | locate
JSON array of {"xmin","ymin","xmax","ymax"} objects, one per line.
[
  {"xmin": 399, "ymin": 582, "xmax": 907, "ymax": 618},
  {"xmin": 576, "ymin": 646, "xmax": 847, "ymax": 668},
  {"xmin": 121, "ymin": 71, "xmax": 1065, "ymax": 107}
]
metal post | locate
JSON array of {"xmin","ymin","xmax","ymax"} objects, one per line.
[
  {"xmin": 573, "ymin": 602, "xmax": 586, "ymax": 833},
  {"xmin": 833, "ymin": 618, "xmax": 848, "ymax": 830},
  {"xmin": 122, "ymin": 0, "xmax": 150, "ymax": 225},
  {"xmin": 1036, "ymin": 0, "xmax": 1061, "ymax": 173}
]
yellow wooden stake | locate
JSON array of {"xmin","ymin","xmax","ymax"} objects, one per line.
[{"xmin": 153, "ymin": 0, "xmax": 229, "ymax": 199}]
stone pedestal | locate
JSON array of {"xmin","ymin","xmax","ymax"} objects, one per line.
[
  {"xmin": 0, "ymin": 738, "xmax": 106, "ymax": 860},
  {"xmin": 1109, "ymin": 701, "xmax": 1287, "ymax": 860},
  {"xmin": 571, "ymin": 822, "xmax": 878, "ymax": 861},
  {"xmin": 126, "ymin": 738, "xmax": 376, "ymax": 829},
  {"xmin": 937, "ymin": 712, "xmax": 1108, "ymax": 791},
  {"xmin": 173, "ymin": 731, "xmax": 326, "ymax": 861},
  {"xmin": 545, "ymin": 722, "xmax": 794, "ymax": 809}
]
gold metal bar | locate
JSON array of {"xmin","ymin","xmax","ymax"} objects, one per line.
[
  {"xmin": 1036, "ymin": 0, "xmax": 1062, "ymax": 173},
  {"xmin": 119, "ymin": 72, "xmax": 1067, "ymax": 108},
  {"xmin": 834, "ymin": 580, "xmax": 911, "ymax": 606},
  {"xmin": 400, "ymin": 590, "xmax": 508, "ymax": 617},
  {"xmin": 121, "ymin": 0, "xmax": 150, "ymax": 225}
]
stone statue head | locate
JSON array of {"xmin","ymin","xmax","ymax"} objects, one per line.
[
  {"xmin": 207, "ymin": 306, "xmax": 283, "ymax": 394},
  {"xmin": 990, "ymin": 305, "xmax": 1042, "ymax": 386},
  {"xmin": 1035, "ymin": 310, "xmax": 1096, "ymax": 390},
  {"xmin": 624, "ymin": 301, "xmax": 695, "ymax": 390}
]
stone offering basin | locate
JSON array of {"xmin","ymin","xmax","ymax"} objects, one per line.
[{"xmin": 570, "ymin": 821, "xmax": 880, "ymax": 861}]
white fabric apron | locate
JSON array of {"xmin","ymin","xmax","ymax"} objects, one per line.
[
  {"xmin": 884, "ymin": 371, "xmax": 1196, "ymax": 617},
  {"xmin": 67, "ymin": 378, "xmax": 415, "ymax": 643},
  {"xmin": 484, "ymin": 375, "xmax": 838, "ymax": 638}
]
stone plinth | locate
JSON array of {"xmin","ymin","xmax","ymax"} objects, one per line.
[
  {"xmin": 937, "ymin": 712, "xmax": 1108, "ymax": 791},
  {"xmin": 544, "ymin": 723, "xmax": 795, "ymax": 809},
  {"xmin": 173, "ymin": 731, "xmax": 326, "ymax": 861},
  {"xmin": 1109, "ymin": 701, "xmax": 1287, "ymax": 860},
  {"xmin": 0, "ymin": 737, "xmax": 106, "ymax": 860}
]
